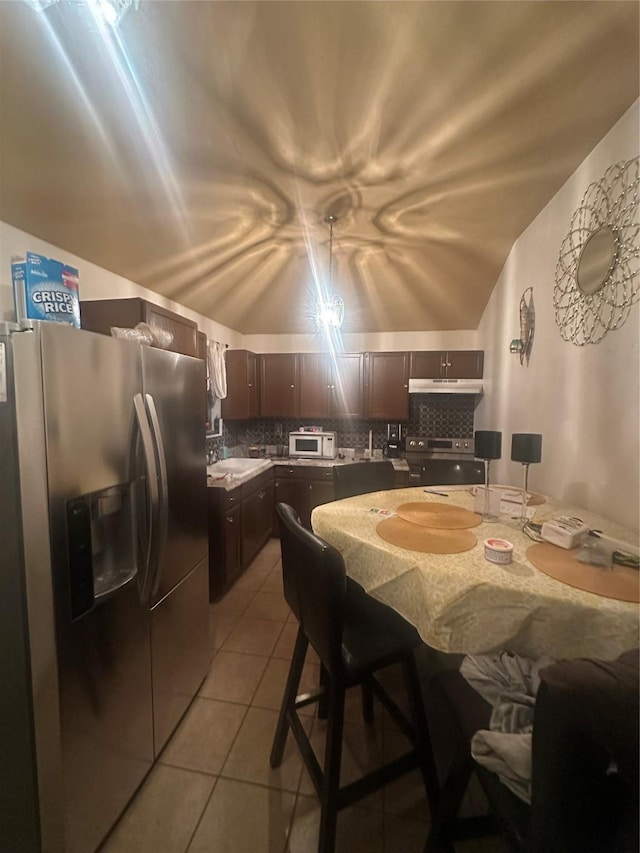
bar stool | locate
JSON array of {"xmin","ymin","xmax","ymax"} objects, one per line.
[{"xmin": 271, "ymin": 502, "xmax": 440, "ymax": 853}]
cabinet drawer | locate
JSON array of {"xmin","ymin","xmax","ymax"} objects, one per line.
[
  {"xmin": 302, "ymin": 466, "xmax": 334, "ymax": 481},
  {"xmin": 222, "ymin": 487, "xmax": 242, "ymax": 512},
  {"xmin": 241, "ymin": 467, "xmax": 274, "ymax": 499},
  {"xmin": 273, "ymin": 465, "xmax": 307, "ymax": 480}
]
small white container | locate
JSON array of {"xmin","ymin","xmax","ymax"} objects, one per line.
[{"xmin": 484, "ymin": 538, "xmax": 514, "ymax": 564}]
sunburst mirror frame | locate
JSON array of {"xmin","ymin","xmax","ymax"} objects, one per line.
[{"xmin": 554, "ymin": 157, "xmax": 639, "ymax": 346}]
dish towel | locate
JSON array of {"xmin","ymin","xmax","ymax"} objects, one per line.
[
  {"xmin": 207, "ymin": 340, "xmax": 227, "ymax": 423},
  {"xmin": 460, "ymin": 652, "xmax": 555, "ymax": 804}
]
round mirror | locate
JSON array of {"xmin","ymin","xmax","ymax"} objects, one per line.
[{"xmin": 576, "ymin": 225, "xmax": 617, "ymax": 295}]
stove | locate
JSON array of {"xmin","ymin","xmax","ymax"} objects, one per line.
[{"xmin": 404, "ymin": 435, "xmax": 476, "ymax": 484}]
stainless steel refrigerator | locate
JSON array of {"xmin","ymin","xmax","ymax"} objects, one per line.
[{"xmin": 0, "ymin": 321, "xmax": 210, "ymax": 853}]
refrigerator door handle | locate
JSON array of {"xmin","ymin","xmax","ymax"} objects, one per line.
[
  {"xmin": 133, "ymin": 392, "xmax": 159, "ymax": 602},
  {"xmin": 145, "ymin": 393, "xmax": 169, "ymax": 597}
]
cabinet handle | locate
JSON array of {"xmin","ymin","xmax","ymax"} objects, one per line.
[
  {"xmin": 446, "ymin": 362, "xmax": 452, "ymax": 368},
  {"xmin": 258, "ymin": 491, "xmax": 265, "ymax": 499},
  {"xmin": 403, "ymin": 384, "xmax": 408, "ymax": 389},
  {"xmin": 248, "ymin": 383, "xmax": 253, "ymax": 387},
  {"xmin": 226, "ymin": 516, "xmax": 234, "ymax": 523},
  {"xmin": 290, "ymin": 384, "xmax": 295, "ymax": 388}
]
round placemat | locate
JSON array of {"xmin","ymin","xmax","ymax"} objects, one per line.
[
  {"xmin": 395, "ymin": 502, "xmax": 482, "ymax": 530},
  {"xmin": 377, "ymin": 516, "xmax": 477, "ymax": 554},
  {"xmin": 527, "ymin": 543, "xmax": 640, "ymax": 603}
]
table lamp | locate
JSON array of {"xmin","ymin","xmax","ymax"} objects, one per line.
[
  {"xmin": 474, "ymin": 430, "xmax": 502, "ymax": 521},
  {"xmin": 511, "ymin": 433, "xmax": 542, "ymax": 520}
]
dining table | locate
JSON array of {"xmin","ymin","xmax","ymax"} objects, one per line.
[{"xmin": 311, "ymin": 486, "xmax": 639, "ymax": 661}]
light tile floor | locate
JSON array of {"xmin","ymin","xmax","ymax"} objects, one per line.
[{"xmin": 100, "ymin": 539, "xmax": 507, "ymax": 853}]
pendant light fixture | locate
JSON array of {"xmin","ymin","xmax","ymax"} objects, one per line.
[{"xmin": 314, "ymin": 215, "xmax": 345, "ymax": 330}]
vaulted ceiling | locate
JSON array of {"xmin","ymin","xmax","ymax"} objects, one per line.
[{"xmin": 0, "ymin": 1, "xmax": 638, "ymax": 334}]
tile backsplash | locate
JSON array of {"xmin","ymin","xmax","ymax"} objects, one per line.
[{"xmin": 214, "ymin": 394, "xmax": 475, "ymax": 453}]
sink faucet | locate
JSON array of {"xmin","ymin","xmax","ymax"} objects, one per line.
[{"xmin": 206, "ymin": 446, "xmax": 219, "ymax": 465}]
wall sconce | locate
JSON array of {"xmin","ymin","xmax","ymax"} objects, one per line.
[{"xmin": 509, "ymin": 287, "xmax": 535, "ymax": 365}]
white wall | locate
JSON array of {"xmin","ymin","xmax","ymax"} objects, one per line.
[
  {"xmin": 476, "ymin": 100, "xmax": 639, "ymax": 532},
  {"xmin": 0, "ymin": 220, "xmax": 242, "ymax": 347},
  {"xmin": 243, "ymin": 329, "xmax": 478, "ymax": 353}
]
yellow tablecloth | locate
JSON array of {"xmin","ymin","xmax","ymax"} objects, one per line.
[{"xmin": 311, "ymin": 487, "xmax": 639, "ymax": 660}]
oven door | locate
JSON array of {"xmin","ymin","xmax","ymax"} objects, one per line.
[{"xmin": 420, "ymin": 458, "xmax": 485, "ymax": 487}]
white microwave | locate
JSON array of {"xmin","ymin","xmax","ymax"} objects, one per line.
[{"xmin": 288, "ymin": 431, "xmax": 337, "ymax": 459}]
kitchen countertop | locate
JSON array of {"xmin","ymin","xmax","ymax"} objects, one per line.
[{"xmin": 207, "ymin": 453, "xmax": 409, "ymax": 490}]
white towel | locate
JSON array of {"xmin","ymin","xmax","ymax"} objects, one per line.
[
  {"xmin": 207, "ymin": 340, "xmax": 227, "ymax": 400},
  {"xmin": 460, "ymin": 652, "xmax": 555, "ymax": 804}
]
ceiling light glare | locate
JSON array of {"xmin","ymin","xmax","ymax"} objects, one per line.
[
  {"xmin": 88, "ymin": 0, "xmax": 137, "ymax": 26},
  {"xmin": 315, "ymin": 295, "xmax": 345, "ymax": 330},
  {"xmin": 21, "ymin": 0, "xmax": 138, "ymax": 26},
  {"xmin": 20, "ymin": 0, "xmax": 59, "ymax": 10},
  {"xmin": 98, "ymin": 0, "xmax": 118, "ymax": 25}
]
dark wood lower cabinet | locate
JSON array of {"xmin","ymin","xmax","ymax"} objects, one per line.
[
  {"xmin": 208, "ymin": 469, "xmax": 274, "ymax": 601},
  {"xmin": 241, "ymin": 477, "xmax": 275, "ymax": 568},
  {"xmin": 394, "ymin": 470, "xmax": 409, "ymax": 489},
  {"xmin": 209, "ymin": 463, "xmax": 404, "ymax": 599},
  {"xmin": 274, "ymin": 465, "xmax": 334, "ymax": 531}
]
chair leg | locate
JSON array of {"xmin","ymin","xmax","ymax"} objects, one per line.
[
  {"xmin": 423, "ymin": 746, "xmax": 473, "ymax": 853},
  {"xmin": 318, "ymin": 665, "xmax": 329, "ymax": 720},
  {"xmin": 270, "ymin": 625, "xmax": 308, "ymax": 768},
  {"xmin": 318, "ymin": 679, "xmax": 345, "ymax": 853},
  {"xmin": 361, "ymin": 677, "xmax": 374, "ymax": 725},
  {"xmin": 402, "ymin": 655, "xmax": 441, "ymax": 815}
]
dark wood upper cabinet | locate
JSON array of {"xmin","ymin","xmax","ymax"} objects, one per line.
[
  {"xmin": 80, "ymin": 297, "xmax": 198, "ymax": 357},
  {"xmin": 332, "ymin": 353, "xmax": 365, "ymax": 417},
  {"xmin": 222, "ymin": 350, "xmax": 259, "ymax": 420},
  {"xmin": 409, "ymin": 350, "xmax": 484, "ymax": 379},
  {"xmin": 297, "ymin": 352, "xmax": 365, "ymax": 419},
  {"xmin": 298, "ymin": 354, "xmax": 332, "ymax": 418},
  {"xmin": 196, "ymin": 331, "xmax": 207, "ymax": 360},
  {"xmin": 260, "ymin": 353, "xmax": 299, "ymax": 418},
  {"xmin": 366, "ymin": 352, "xmax": 409, "ymax": 420}
]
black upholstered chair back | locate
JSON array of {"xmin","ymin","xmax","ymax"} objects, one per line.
[
  {"xmin": 276, "ymin": 502, "xmax": 346, "ymax": 675},
  {"xmin": 420, "ymin": 458, "xmax": 485, "ymax": 486},
  {"xmin": 333, "ymin": 460, "xmax": 395, "ymax": 500}
]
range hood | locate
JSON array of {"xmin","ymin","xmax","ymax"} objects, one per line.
[{"xmin": 408, "ymin": 378, "xmax": 483, "ymax": 395}]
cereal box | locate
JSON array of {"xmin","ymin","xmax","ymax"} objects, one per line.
[{"xmin": 11, "ymin": 251, "xmax": 80, "ymax": 328}]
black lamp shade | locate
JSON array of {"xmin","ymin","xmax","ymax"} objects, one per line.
[
  {"xmin": 474, "ymin": 430, "xmax": 502, "ymax": 460},
  {"xmin": 511, "ymin": 433, "xmax": 542, "ymax": 464}
]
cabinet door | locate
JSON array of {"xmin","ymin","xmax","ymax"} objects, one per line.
[
  {"xmin": 196, "ymin": 331, "xmax": 207, "ymax": 360},
  {"xmin": 260, "ymin": 354, "xmax": 298, "ymax": 418},
  {"xmin": 144, "ymin": 304, "xmax": 198, "ymax": 357},
  {"xmin": 332, "ymin": 353, "xmax": 364, "ymax": 417},
  {"xmin": 394, "ymin": 470, "xmax": 409, "ymax": 489},
  {"xmin": 241, "ymin": 481, "xmax": 274, "ymax": 568},
  {"xmin": 298, "ymin": 354, "xmax": 331, "ymax": 418},
  {"xmin": 409, "ymin": 351, "xmax": 446, "ymax": 378},
  {"xmin": 446, "ymin": 350, "xmax": 484, "ymax": 379},
  {"xmin": 223, "ymin": 507, "xmax": 242, "ymax": 586},
  {"xmin": 306, "ymin": 480, "xmax": 335, "ymax": 531},
  {"xmin": 222, "ymin": 350, "xmax": 259, "ymax": 420},
  {"xmin": 366, "ymin": 352, "xmax": 409, "ymax": 420},
  {"xmin": 273, "ymin": 477, "xmax": 306, "ymax": 534}
]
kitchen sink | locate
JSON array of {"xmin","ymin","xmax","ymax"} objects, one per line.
[{"xmin": 208, "ymin": 457, "xmax": 267, "ymax": 476}]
